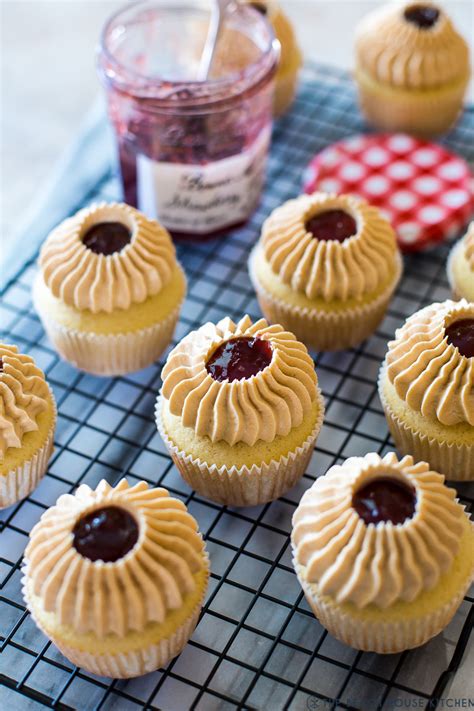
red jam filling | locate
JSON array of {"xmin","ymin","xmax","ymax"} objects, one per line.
[
  {"xmin": 82, "ymin": 222, "xmax": 131, "ymax": 255},
  {"xmin": 404, "ymin": 5, "xmax": 440, "ymax": 28},
  {"xmin": 445, "ymin": 319, "xmax": 474, "ymax": 358},
  {"xmin": 250, "ymin": 2, "xmax": 268, "ymax": 14},
  {"xmin": 73, "ymin": 506, "xmax": 139, "ymax": 562},
  {"xmin": 0, "ymin": 358, "xmax": 3, "ymax": 372},
  {"xmin": 305, "ymin": 209, "xmax": 357, "ymax": 242},
  {"xmin": 206, "ymin": 336, "xmax": 273, "ymax": 382},
  {"xmin": 352, "ymin": 477, "xmax": 416, "ymax": 525}
]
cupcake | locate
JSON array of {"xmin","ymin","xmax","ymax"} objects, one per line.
[
  {"xmin": 156, "ymin": 315, "xmax": 324, "ymax": 506},
  {"xmin": 0, "ymin": 344, "xmax": 56, "ymax": 509},
  {"xmin": 379, "ymin": 300, "xmax": 474, "ymax": 481},
  {"xmin": 447, "ymin": 222, "xmax": 474, "ymax": 301},
  {"xmin": 292, "ymin": 452, "xmax": 474, "ymax": 653},
  {"xmin": 243, "ymin": 1, "xmax": 302, "ymax": 116},
  {"xmin": 249, "ymin": 193, "xmax": 403, "ymax": 352},
  {"xmin": 33, "ymin": 202, "xmax": 186, "ymax": 376},
  {"xmin": 354, "ymin": 2, "xmax": 471, "ymax": 137},
  {"xmin": 23, "ymin": 479, "xmax": 209, "ymax": 678}
]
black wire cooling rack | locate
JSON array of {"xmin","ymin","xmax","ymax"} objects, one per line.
[{"xmin": 1, "ymin": 64, "xmax": 473, "ymax": 711}]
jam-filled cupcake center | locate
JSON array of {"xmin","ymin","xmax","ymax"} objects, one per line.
[
  {"xmin": 250, "ymin": 2, "xmax": 267, "ymax": 14},
  {"xmin": 305, "ymin": 210, "xmax": 357, "ymax": 242},
  {"xmin": 404, "ymin": 4, "xmax": 440, "ymax": 28},
  {"xmin": 82, "ymin": 222, "xmax": 132, "ymax": 255},
  {"xmin": 445, "ymin": 318, "xmax": 474, "ymax": 358},
  {"xmin": 206, "ymin": 337, "xmax": 273, "ymax": 382},
  {"xmin": 73, "ymin": 506, "xmax": 139, "ymax": 562},
  {"xmin": 352, "ymin": 477, "xmax": 417, "ymax": 525}
]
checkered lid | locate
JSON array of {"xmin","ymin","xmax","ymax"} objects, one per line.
[{"xmin": 303, "ymin": 133, "xmax": 474, "ymax": 252}]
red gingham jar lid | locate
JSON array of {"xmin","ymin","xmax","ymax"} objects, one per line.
[{"xmin": 303, "ymin": 134, "xmax": 474, "ymax": 252}]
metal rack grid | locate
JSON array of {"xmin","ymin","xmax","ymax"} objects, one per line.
[{"xmin": 1, "ymin": 64, "xmax": 473, "ymax": 711}]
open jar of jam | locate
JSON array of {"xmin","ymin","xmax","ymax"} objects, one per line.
[{"xmin": 98, "ymin": 0, "xmax": 279, "ymax": 239}]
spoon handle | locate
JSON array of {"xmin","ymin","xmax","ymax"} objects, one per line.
[{"xmin": 197, "ymin": 0, "xmax": 233, "ymax": 81}]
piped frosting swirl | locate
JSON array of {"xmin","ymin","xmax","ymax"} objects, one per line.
[
  {"xmin": 0, "ymin": 344, "xmax": 51, "ymax": 461},
  {"xmin": 260, "ymin": 193, "xmax": 400, "ymax": 302},
  {"xmin": 39, "ymin": 203, "xmax": 177, "ymax": 314},
  {"xmin": 292, "ymin": 452, "xmax": 466, "ymax": 609},
  {"xmin": 385, "ymin": 299, "xmax": 474, "ymax": 425},
  {"xmin": 161, "ymin": 315, "xmax": 319, "ymax": 446},
  {"xmin": 355, "ymin": 2, "xmax": 470, "ymax": 89},
  {"xmin": 23, "ymin": 479, "xmax": 208, "ymax": 638},
  {"xmin": 464, "ymin": 222, "xmax": 474, "ymax": 269}
]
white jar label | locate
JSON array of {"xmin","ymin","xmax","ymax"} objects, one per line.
[{"xmin": 136, "ymin": 126, "xmax": 271, "ymax": 234}]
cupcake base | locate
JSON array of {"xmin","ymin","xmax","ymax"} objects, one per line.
[
  {"xmin": 355, "ymin": 68, "xmax": 468, "ymax": 137},
  {"xmin": 45, "ymin": 605, "xmax": 201, "ymax": 678},
  {"xmin": 23, "ymin": 561, "xmax": 209, "ymax": 679},
  {"xmin": 37, "ymin": 309, "xmax": 180, "ymax": 377},
  {"xmin": 379, "ymin": 367, "xmax": 473, "ymax": 482},
  {"xmin": 0, "ymin": 395, "xmax": 56, "ymax": 509},
  {"xmin": 294, "ymin": 561, "xmax": 471, "ymax": 654},
  {"xmin": 447, "ymin": 240, "xmax": 474, "ymax": 301},
  {"xmin": 33, "ymin": 270, "xmax": 185, "ymax": 376},
  {"xmin": 249, "ymin": 249, "xmax": 402, "ymax": 352},
  {"xmin": 156, "ymin": 396, "xmax": 324, "ymax": 507}
]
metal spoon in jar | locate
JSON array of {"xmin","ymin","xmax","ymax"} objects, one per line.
[{"xmin": 197, "ymin": 0, "xmax": 234, "ymax": 81}]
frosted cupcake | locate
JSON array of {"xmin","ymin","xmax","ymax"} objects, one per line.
[
  {"xmin": 354, "ymin": 2, "xmax": 471, "ymax": 137},
  {"xmin": 33, "ymin": 202, "xmax": 186, "ymax": 376},
  {"xmin": 292, "ymin": 452, "xmax": 474, "ymax": 653},
  {"xmin": 379, "ymin": 300, "xmax": 474, "ymax": 480},
  {"xmin": 249, "ymin": 193, "xmax": 403, "ymax": 351},
  {"xmin": 243, "ymin": 1, "xmax": 303, "ymax": 116},
  {"xmin": 156, "ymin": 315, "xmax": 324, "ymax": 506},
  {"xmin": 0, "ymin": 344, "xmax": 56, "ymax": 509},
  {"xmin": 447, "ymin": 222, "xmax": 474, "ymax": 300},
  {"xmin": 23, "ymin": 479, "xmax": 209, "ymax": 678}
]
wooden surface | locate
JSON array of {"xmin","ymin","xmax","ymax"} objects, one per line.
[{"xmin": 1, "ymin": 0, "xmax": 473, "ymax": 258}]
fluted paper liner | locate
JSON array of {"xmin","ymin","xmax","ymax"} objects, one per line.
[
  {"xmin": 34, "ymin": 284, "xmax": 182, "ymax": 376},
  {"xmin": 0, "ymin": 392, "xmax": 56, "ymax": 509},
  {"xmin": 23, "ymin": 569, "xmax": 206, "ymax": 679},
  {"xmin": 355, "ymin": 73, "xmax": 467, "ymax": 137},
  {"xmin": 249, "ymin": 249, "xmax": 402, "ymax": 352},
  {"xmin": 155, "ymin": 394, "xmax": 324, "ymax": 507},
  {"xmin": 379, "ymin": 365, "xmax": 473, "ymax": 482},
  {"xmin": 294, "ymin": 562, "xmax": 471, "ymax": 654}
]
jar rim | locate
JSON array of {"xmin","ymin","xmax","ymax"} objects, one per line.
[{"xmin": 98, "ymin": 0, "xmax": 280, "ymax": 106}]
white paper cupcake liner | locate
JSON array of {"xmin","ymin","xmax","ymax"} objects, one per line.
[
  {"xmin": 294, "ymin": 562, "xmax": 470, "ymax": 654},
  {"xmin": 249, "ymin": 250, "xmax": 402, "ymax": 352},
  {"xmin": 156, "ymin": 394, "xmax": 324, "ymax": 507},
  {"xmin": 379, "ymin": 366, "xmax": 473, "ymax": 482},
  {"xmin": 34, "ymin": 284, "xmax": 182, "ymax": 376},
  {"xmin": 0, "ymin": 393, "xmax": 56, "ymax": 509}
]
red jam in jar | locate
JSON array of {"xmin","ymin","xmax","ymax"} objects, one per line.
[{"xmin": 98, "ymin": 1, "xmax": 279, "ymax": 239}]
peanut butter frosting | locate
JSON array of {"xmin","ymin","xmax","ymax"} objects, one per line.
[
  {"xmin": 0, "ymin": 344, "xmax": 51, "ymax": 461},
  {"xmin": 260, "ymin": 193, "xmax": 400, "ymax": 302},
  {"xmin": 39, "ymin": 203, "xmax": 177, "ymax": 314},
  {"xmin": 355, "ymin": 2, "xmax": 470, "ymax": 90},
  {"xmin": 385, "ymin": 300, "xmax": 474, "ymax": 426},
  {"xmin": 463, "ymin": 222, "xmax": 474, "ymax": 268},
  {"xmin": 23, "ymin": 480, "xmax": 208, "ymax": 638},
  {"xmin": 161, "ymin": 315, "xmax": 319, "ymax": 446},
  {"xmin": 292, "ymin": 452, "xmax": 467, "ymax": 609}
]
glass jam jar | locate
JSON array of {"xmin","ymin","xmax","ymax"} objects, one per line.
[{"xmin": 98, "ymin": 0, "xmax": 279, "ymax": 239}]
